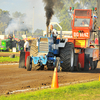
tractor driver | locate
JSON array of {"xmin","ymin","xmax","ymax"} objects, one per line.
[
  {"xmin": 81, "ymin": 20, "xmax": 88, "ymax": 26},
  {"xmin": 50, "ymin": 24, "xmax": 58, "ymax": 44}
]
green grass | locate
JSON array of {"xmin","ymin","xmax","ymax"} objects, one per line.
[
  {"xmin": 0, "ymin": 56, "xmax": 19, "ymax": 63},
  {"xmin": 0, "ymin": 81, "xmax": 100, "ymax": 100},
  {"xmin": 0, "ymin": 52, "xmax": 19, "ymax": 53}
]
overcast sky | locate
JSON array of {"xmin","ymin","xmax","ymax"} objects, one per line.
[{"xmin": 0, "ymin": 0, "xmax": 58, "ymax": 32}]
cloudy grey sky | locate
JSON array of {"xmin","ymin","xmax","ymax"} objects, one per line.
[{"xmin": 0, "ymin": 0, "xmax": 58, "ymax": 32}]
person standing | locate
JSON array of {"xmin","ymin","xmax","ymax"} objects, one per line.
[
  {"xmin": 8, "ymin": 35, "xmax": 13, "ymax": 50},
  {"xmin": 18, "ymin": 39, "xmax": 21, "ymax": 52},
  {"xmin": 24, "ymin": 39, "xmax": 29, "ymax": 51}
]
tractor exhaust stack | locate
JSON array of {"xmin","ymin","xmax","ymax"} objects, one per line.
[{"xmin": 46, "ymin": 25, "xmax": 49, "ymax": 37}]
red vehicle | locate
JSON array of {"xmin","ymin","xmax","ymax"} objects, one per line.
[{"xmin": 68, "ymin": 8, "xmax": 99, "ymax": 71}]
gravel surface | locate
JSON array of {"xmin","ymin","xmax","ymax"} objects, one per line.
[{"xmin": 0, "ymin": 62, "xmax": 100, "ymax": 95}]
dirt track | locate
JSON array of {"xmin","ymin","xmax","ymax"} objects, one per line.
[{"xmin": 0, "ymin": 62, "xmax": 100, "ymax": 95}]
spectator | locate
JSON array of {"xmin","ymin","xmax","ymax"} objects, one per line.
[
  {"xmin": 8, "ymin": 35, "xmax": 13, "ymax": 50},
  {"xmin": 24, "ymin": 39, "xmax": 29, "ymax": 51},
  {"xmin": 18, "ymin": 39, "xmax": 21, "ymax": 52}
]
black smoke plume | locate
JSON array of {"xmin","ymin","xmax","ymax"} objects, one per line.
[{"xmin": 43, "ymin": 0, "xmax": 54, "ymax": 26}]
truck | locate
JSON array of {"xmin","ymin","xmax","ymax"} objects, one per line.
[{"xmin": 68, "ymin": 8, "xmax": 99, "ymax": 71}]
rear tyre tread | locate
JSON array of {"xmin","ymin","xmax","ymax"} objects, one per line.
[{"xmin": 30, "ymin": 39, "xmax": 41, "ymax": 70}]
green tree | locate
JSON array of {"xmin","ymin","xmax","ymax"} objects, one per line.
[
  {"xmin": 34, "ymin": 29, "xmax": 43, "ymax": 36},
  {"xmin": 0, "ymin": 9, "xmax": 11, "ymax": 34},
  {"xmin": 12, "ymin": 11, "xmax": 25, "ymax": 18},
  {"xmin": 54, "ymin": 0, "xmax": 97, "ymax": 31}
]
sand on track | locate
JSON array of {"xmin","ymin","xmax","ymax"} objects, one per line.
[{"xmin": 0, "ymin": 62, "xmax": 100, "ymax": 95}]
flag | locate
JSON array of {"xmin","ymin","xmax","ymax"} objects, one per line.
[{"xmin": 93, "ymin": 13, "xmax": 98, "ymax": 19}]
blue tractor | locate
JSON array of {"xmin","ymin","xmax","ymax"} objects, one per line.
[{"xmin": 26, "ymin": 22, "xmax": 74, "ymax": 72}]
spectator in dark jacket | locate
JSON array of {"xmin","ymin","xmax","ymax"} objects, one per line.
[
  {"xmin": 8, "ymin": 35, "xmax": 12, "ymax": 49},
  {"xmin": 18, "ymin": 39, "xmax": 21, "ymax": 52}
]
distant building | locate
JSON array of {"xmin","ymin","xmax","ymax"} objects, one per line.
[{"xmin": 0, "ymin": 35, "xmax": 5, "ymax": 39}]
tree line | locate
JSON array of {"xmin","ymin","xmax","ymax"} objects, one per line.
[
  {"xmin": 0, "ymin": 9, "xmax": 43, "ymax": 36},
  {"xmin": 0, "ymin": 0, "xmax": 97, "ymax": 36},
  {"xmin": 53, "ymin": 0, "xmax": 97, "ymax": 31},
  {"xmin": 0, "ymin": 9, "xmax": 11, "ymax": 34}
]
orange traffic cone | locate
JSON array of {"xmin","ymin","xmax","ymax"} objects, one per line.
[
  {"xmin": 99, "ymin": 74, "xmax": 100, "ymax": 81},
  {"xmin": 51, "ymin": 67, "xmax": 59, "ymax": 89}
]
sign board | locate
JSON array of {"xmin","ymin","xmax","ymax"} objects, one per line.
[
  {"xmin": 73, "ymin": 32, "xmax": 89, "ymax": 38},
  {"xmin": 75, "ymin": 40, "xmax": 86, "ymax": 47}
]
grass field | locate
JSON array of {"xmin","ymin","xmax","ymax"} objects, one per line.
[
  {"xmin": 0, "ymin": 56, "xmax": 19, "ymax": 63},
  {"xmin": 0, "ymin": 51, "xmax": 19, "ymax": 53},
  {"xmin": 0, "ymin": 81, "xmax": 100, "ymax": 100},
  {"xmin": 0, "ymin": 52, "xmax": 20, "ymax": 53}
]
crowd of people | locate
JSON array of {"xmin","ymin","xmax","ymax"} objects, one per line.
[
  {"xmin": 8, "ymin": 35, "xmax": 30, "ymax": 52},
  {"xmin": 17, "ymin": 39, "xmax": 29, "ymax": 52}
]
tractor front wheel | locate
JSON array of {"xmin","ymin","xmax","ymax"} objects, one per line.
[{"xmin": 60, "ymin": 42, "xmax": 74, "ymax": 71}]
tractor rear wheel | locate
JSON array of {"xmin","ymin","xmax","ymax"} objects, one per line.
[
  {"xmin": 26, "ymin": 56, "xmax": 32, "ymax": 71},
  {"xmin": 30, "ymin": 39, "xmax": 38, "ymax": 57},
  {"xmin": 84, "ymin": 54, "xmax": 89, "ymax": 71},
  {"xmin": 30, "ymin": 39, "xmax": 41, "ymax": 70},
  {"xmin": 60, "ymin": 42, "xmax": 74, "ymax": 71}
]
